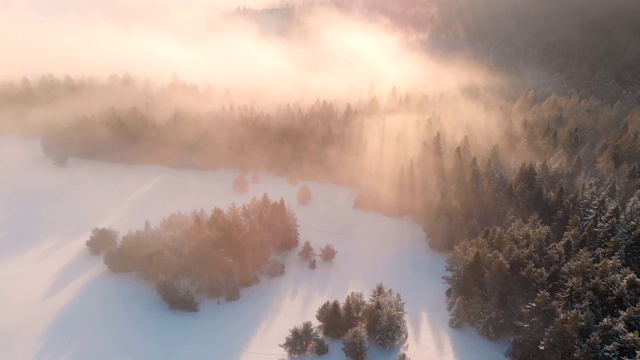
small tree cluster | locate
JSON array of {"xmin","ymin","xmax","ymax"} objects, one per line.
[
  {"xmin": 316, "ymin": 300, "xmax": 347, "ymax": 338},
  {"xmin": 297, "ymin": 185, "xmax": 312, "ymax": 205},
  {"xmin": 89, "ymin": 193, "xmax": 300, "ymax": 310},
  {"xmin": 282, "ymin": 283, "xmax": 407, "ymax": 358},
  {"xmin": 365, "ymin": 283, "xmax": 408, "ymax": 348},
  {"xmin": 315, "ymin": 284, "xmax": 407, "ymax": 349},
  {"xmin": 320, "ymin": 244, "xmax": 337, "ymax": 262},
  {"xmin": 280, "ymin": 321, "xmax": 328, "ymax": 357},
  {"xmin": 86, "ymin": 227, "xmax": 118, "ymax": 255}
]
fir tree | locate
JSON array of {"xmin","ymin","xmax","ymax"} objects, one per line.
[
  {"xmin": 342, "ymin": 326, "xmax": 368, "ymax": 360},
  {"xmin": 298, "ymin": 240, "xmax": 316, "ymax": 260},
  {"xmin": 343, "ymin": 292, "xmax": 367, "ymax": 331},
  {"xmin": 319, "ymin": 300, "xmax": 346, "ymax": 338},
  {"xmin": 320, "ymin": 244, "xmax": 337, "ymax": 262},
  {"xmin": 280, "ymin": 321, "xmax": 327, "ymax": 357}
]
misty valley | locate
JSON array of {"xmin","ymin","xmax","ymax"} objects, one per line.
[{"xmin": 1, "ymin": 0, "xmax": 640, "ymax": 359}]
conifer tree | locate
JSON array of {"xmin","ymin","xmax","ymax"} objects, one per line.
[
  {"xmin": 320, "ymin": 244, "xmax": 337, "ymax": 262},
  {"xmin": 343, "ymin": 292, "xmax": 367, "ymax": 331},
  {"xmin": 298, "ymin": 240, "xmax": 316, "ymax": 260},
  {"xmin": 342, "ymin": 326, "xmax": 368, "ymax": 360}
]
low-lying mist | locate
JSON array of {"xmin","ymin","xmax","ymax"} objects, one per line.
[
  {"xmin": 0, "ymin": 0, "xmax": 495, "ymax": 102},
  {"xmin": 2, "ymin": 0, "xmax": 554, "ymax": 251}
]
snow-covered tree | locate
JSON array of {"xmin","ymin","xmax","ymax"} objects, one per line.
[
  {"xmin": 342, "ymin": 326, "xmax": 368, "ymax": 360},
  {"xmin": 280, "ymin": 321, "xmax": 327, "ymax": 357},
  {"xmin": 343, "ymin": 292, "xmax": 367, "ymax": 331},
  {"xmin": 365, "ymin": 284, "xmax": 408, "ymax": 348}
]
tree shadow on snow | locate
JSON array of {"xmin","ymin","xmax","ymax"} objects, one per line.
[{"xmin": 34, "ymin": 271, "xmax": 288, "ymax": 360}]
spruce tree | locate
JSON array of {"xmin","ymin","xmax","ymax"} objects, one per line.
[
  {"xmin": 342, "ymin": 326, "xmax": 368, "ymax": 360},
  {"xmin": 343, "ymin": 292, "xmax": 366, "ymax": 331},
  {"xmin": 320, "ymin": 244, "xmax": 337, "ymax": 262},
  {"xmin": 322, "ymin": 300, "xmax": 346, "ymax": 338},
  {"xmin": 298, "ymin": 241, "xmax": 316, "ymax": 260}
]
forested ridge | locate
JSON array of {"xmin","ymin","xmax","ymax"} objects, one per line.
[{"xmin": 2, "ymin": 0, "xmax": 640, "ymax": 358}]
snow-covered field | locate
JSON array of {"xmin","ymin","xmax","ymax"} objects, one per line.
[{"xmin": 0, "ymin": 136, "xmax": 508, "ymax": 359}]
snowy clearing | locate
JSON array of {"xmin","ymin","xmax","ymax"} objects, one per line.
[{"xmin": 0, "ymin": 137, "xmax": 508, "ymax": 359}]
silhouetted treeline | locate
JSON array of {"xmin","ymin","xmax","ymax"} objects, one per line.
[
  {"xmin": 426, "ymin": 0, "xmax": 640, "ymax": 103},
  {"xmin": 87, "ymin": 193, "xmax": 299, "ymax": 311}
]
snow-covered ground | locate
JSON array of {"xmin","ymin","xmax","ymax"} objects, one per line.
[{"xmin": 0, "ymin": 136, "xmax": 508, "ymax": 359}]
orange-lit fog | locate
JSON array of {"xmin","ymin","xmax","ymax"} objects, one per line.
[{"xmin": 0, "ymin": 0, "xmax": 510, "ymax": 206}]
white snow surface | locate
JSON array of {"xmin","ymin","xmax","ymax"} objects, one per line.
[{"xmin": 0, "ymin": 136, "xmax": 508, "ymax": 359}]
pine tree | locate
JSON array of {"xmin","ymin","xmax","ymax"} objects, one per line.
[
  {"xmin": 365, "ymin": 285, "xmax": 408, "ymax": 348},
  {"xmin": 342, "ymin": 326, "xmax": 368, "ymax": 360},
  {"xmin": 320, "ymin": 244, "xmax": 337, "ymax": 262},
  {"xmin": 280, "ymin": 321, "xmax": 326, "ymax": 357},
  {"xmin": 316, "ymin": 301, "xmax": 332, "ymax": 324},
  {"xmin": 321, "ymin": 300, "xmax": 346, "ymax": 338},
  {"xmin": 343, "ymin": 292, "xmax": 367, "ymax": 331},
  {"xmin": 298, "ymin": 241, "xmax": 316, "ymax": 260}
]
